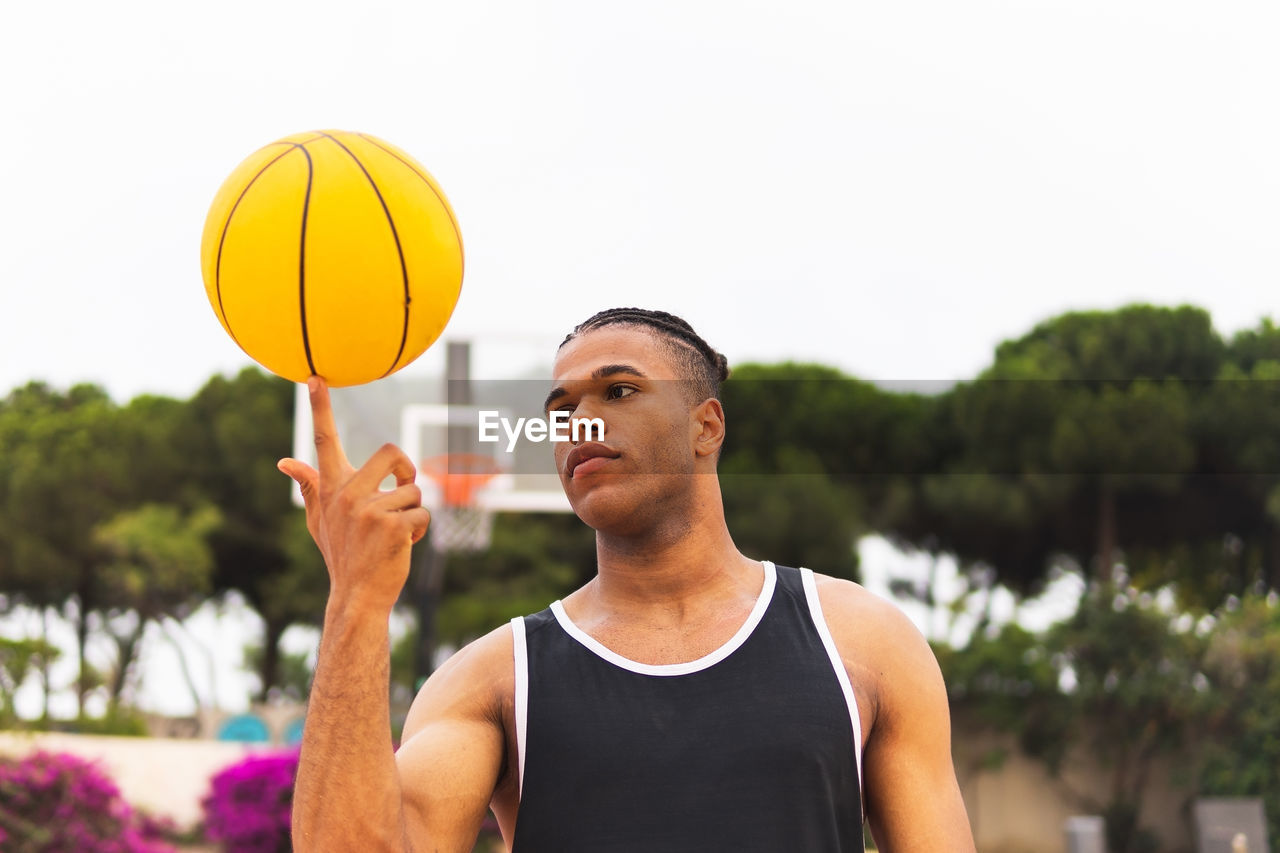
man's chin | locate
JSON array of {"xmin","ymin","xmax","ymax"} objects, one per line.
[{"xmin": 568, "ymin": 485, "xmax": 645, "ymax": 534}]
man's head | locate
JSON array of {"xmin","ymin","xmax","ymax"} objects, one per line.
[
  {"xmin": 547, "ymin": 309, "xmax": 730, "ymax": 536},
  {"xmin": 559, "ymin": 308, "xmax": 730, "ymax": 404}
]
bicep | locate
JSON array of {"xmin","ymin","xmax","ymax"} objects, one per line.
[
  {"xmin": 396, "ymin": 716, "xmax": 506, "ymax": 852},
  {"xmin": 814, "ymin": 577, "xmax": 973, "ymax": 852},
  {"xmin": 861, "ymin": 622, "xmax": 974, "ymax": 851},
  {"xmin": 392, "ymin": 627, "xmax": 512, "ymax": 853}
]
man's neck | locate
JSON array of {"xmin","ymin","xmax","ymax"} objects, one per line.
[{"xmin": 583, "ymin": 524, "xmax": 759, "ymax": 620}]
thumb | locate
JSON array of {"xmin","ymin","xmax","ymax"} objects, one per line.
[{"xmin": 277, "ymin": 458, "xmax": 319, "ymax": 502}]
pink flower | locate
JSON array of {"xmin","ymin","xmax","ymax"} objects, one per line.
[
  {"xmin": 201, "ymin": 749, "xmax": 299, "ymax": 853},
  {"xmin": 0, "ymin": 751, "xmax": 174, "ymax": 852}
]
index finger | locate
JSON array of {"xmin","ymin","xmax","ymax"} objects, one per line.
[{"xmin": 308, "ymin": 376, "xmax": 351, "ymax": 479}]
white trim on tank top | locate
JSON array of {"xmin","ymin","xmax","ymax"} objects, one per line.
[
  {"xmin": 546, "ymin": 560, "xmax": 778, "ymax": 677},
  {"xmin": 509, "ymin": 615, "xmax": 529, "ymax": 797},
  {"xmin": 799, "ymin": 566, "xmax": 865, "ymax": 811}
]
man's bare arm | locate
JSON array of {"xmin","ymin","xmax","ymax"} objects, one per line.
[
  {"xmin": 293, "ymin": 602, "xmax": 410, "ymax": 849},
  {"xmin": 817, "ymin": 577, "xmax": 976, "ymax": 852},
  {"xmin": 280, "ymin": 377, "xmax": 504, "ymax": 852},
  {"xmin": 396, "ymin": 626, "xmax": 513, "ymax": 848}
]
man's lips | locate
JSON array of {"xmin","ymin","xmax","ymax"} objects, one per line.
[{"xmin": 566, "ymin": 442, "xmax": 620, "ymax": 479}]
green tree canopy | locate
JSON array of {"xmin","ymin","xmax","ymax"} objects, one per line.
[
  {"xmin": 175, "ymin": 367, "xmax": 327, "ymax": 699},
  {"xmin": 92, "ymin": 502, "xmax": 220, "ymax": 703}
]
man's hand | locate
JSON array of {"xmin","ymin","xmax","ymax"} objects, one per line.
[{"xmin": 277, "ymin": 376, "xmax": 431, "ymax": 614}]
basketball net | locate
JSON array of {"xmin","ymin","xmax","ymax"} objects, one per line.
[{"xmin": 421, "ymin": 454, "xmax": 500, "ymax": 553}]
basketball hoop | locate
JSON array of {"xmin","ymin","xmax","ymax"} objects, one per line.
[{"xmin": 420, "ymin": 454, "xmax": 501, "ymax": 552}]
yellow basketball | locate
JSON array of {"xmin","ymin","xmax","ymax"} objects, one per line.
[{"xmin": 200, "ymin": 130, "xmax": 463, "ymax": 387}]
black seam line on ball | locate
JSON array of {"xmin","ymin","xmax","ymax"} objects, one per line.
[
  {"xmin": 356, "ymin": 132, "xmax": 464, "ymax": 283},
  {"xmin": 216, "ymin": 142, "xmax": 314, "ymax": 352},
  {"xmin": 314, "ymin": 131, "xmax": 411, "ymax": 379},
  {"xmin": 298, "ymin": 144, "xmax": 317, "ymax": 377},
  {"xmin": 250, "ymin": 134, "xmax": 326, "ymax": 155}
]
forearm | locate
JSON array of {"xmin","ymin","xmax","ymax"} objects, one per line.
[{"xmin": 293, "ymin": 601, "xmax": 408, "ymax": 851}]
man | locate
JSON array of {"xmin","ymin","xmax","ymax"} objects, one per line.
[{"xmin": 281, "ymin": 308, "xmax": 975, "ymax": 851}]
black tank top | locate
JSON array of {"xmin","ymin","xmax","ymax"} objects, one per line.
[{"xmin": 509, "ymin": 562, "xmax": 864, "ymax": 852}]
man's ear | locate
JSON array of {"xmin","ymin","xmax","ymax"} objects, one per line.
[{"xmin": 691, "ymin": 398, "xmax": 726, "ymax": 459}]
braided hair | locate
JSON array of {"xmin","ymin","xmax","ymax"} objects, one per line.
[{"xmin": 560, "ymin": 308, "xmax": 730, "ymax": 402}]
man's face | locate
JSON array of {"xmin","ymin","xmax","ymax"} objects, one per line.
[{"xmin": 545, "ymin": 326, "xmax": 699, "ymax": 530}]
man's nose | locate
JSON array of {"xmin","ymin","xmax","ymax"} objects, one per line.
[{"xmin": 569, "ymin": 402, "xmax": 606, "ymax": 445}]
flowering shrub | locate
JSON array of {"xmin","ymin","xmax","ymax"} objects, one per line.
[
  {"xmin": 0, "ymin": 750, "xmax": 173, "ymax": 852},
  {"xmin": 201, "ymin": 749, "xmax": 298, "ymax": 852}
]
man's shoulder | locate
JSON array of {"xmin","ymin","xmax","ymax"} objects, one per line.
[
  {"xmin": 432, "ymin": 621, "xmax": 517, "ymax": 692},
  {"xmin": 805, "ymin": 570, "xmax": 917, "ymax": 635},
  {"xmin": 804, "ymin": 570, "xmax": 938, "ymax": 719},
  {"xmin": 404, "ymin": 622, "xmax": 517, "ymax": 733}
]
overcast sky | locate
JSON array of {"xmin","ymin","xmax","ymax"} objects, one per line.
[
  {"xmin": 2, "ymin": 0, "xmax": 1278, "ymax": 716},
  {"xmin": 4, "ymin": 0, "xmax": 1278, "ymax": 404}
]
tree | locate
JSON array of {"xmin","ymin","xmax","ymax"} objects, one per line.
[
  {"xmin": 1198, "ymin": 594, "xmax": 1280, "ymax": 852},
  {"xmin": 0, "ymin": 637, "xmax": 59, "ymax": 727},
  {"xmin": 877, "ymin": 305, "xmax": 1280, "ymax": 608},
  {"xmin": 940, "ymin": 587, "xmax": 1211, "ymax": 853},
  {"xmin": 92, "ymin": 503, "xmax": 220, "ymax": 705},
  {"xmin": 1050, "ymin": 588, "xmax": 1209, "ymax": 853},
  {"xmin": 720, "ymin": 451, "xmax": 862, "ymax": 582},
  {"xmin": 0, "ymin": 382, "xmax": 139, "ymax": 714},
  {"xmin": 176, "ymin": 368, "xmax": 327, "ymax": 699},
  {"xmin": 1183, "ymin": 350, "xmax": 1280, "ymax": 599},
  {"xmin": 720, "ymin": 362, "xmax": 923, "ymax": 580},
  {"xmin": 990, "ymin": 304, "xmax": 1224, "ymax": 382}
]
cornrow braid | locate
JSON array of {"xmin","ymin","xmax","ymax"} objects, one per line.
[{"xmin": 560, "ymin": 307, "xmax": 730, "ymax": 401}]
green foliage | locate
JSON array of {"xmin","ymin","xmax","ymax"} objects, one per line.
[
  {"xmin": 0, "ymin": 384, "xmax": 128, "ymax": 605},
  {"xmin": 244, "ymin": 642, "xmax": 314, "ymax": 703},
  {"xmin": 9, "ymin": 302, "xmax": 1280, "ymax": 760},
  {"xmin": 944, "ymin": 587, "xmax": 1280, "ymax": 851},
  {"xmin": 0, "ymin": 382, "xmax": 154, "ymax": 712},
  {"xmin": 720, "ymin": 454, "xmax": 862, "ymax": 581},
  {"xmin": 67, "ymin": 705, "xmax": 150, "ymax": 737},
  {"xmin": 0, "ymin": 637, "xmax": 58, "ymax": 726},
  {"xmin": 1225, "ymin": 315, "xmax": 1280, "ymax": 373},
  {"xmin": 94, "ymin": 503, "xmax": 220, "ymax": 617},
  {"xmin": 176, "ymin": 368, "xmax": 327, "ymax": 698},
  {"xmin": 90, "ymin": 503, "xmax": 221, "ymax": 704},
  {"xmin": 991, "ymin": 304, "xmax": 1224, "ymax": 381},
  {"xmin": 1049, "ymin": 586, "xmax": 1210, "ymax": 845},
  {"xmin": 876, "ymin": 305, "xmax": 1280, "ymax": 609},
  {"xmin": 1197, "ymin": 594, "xmax": 1280, "ymax": 851},
  {"xmin": 719, "ymin": 363, "xmax": 876, "ymax": 580},
  {"xmin": 935, "ymin": 623, "xmax": 1069, "ymax": 768},
  {"xmin": 721, "ymin": 361, "xmax": 947, "ymax": 484},
  {"xmin": 940, "ymin": 585, "xmax": 1210, "ymax": 852},
  {"xmin": 0, "ymin": 367, "xmax": 322, "ymax": 713},
  {"xmin": 437, "ymin": 513, "xmax": 594, "ymax": 646}
]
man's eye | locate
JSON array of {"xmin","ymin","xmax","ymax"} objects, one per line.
[{"xmin": 607, "ymin": 385, "xmax": 637, "ymax": 400}]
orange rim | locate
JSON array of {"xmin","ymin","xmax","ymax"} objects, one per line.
[{"xmin": 420, "ymin": 453, "xmax": 502, "ymax": 507}]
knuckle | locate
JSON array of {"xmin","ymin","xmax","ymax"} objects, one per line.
[{"xmin": 380, "ymin": 442, "xmax": 413, "ymax": 469}]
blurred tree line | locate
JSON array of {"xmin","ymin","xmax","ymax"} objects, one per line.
[
  {"xmin": 3, "ymin": 303, "xmax": 1280, "ymax": 848},
  {"xmin": 0, "ymin": 369, "xmax": 327, "ymax": 721}
]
